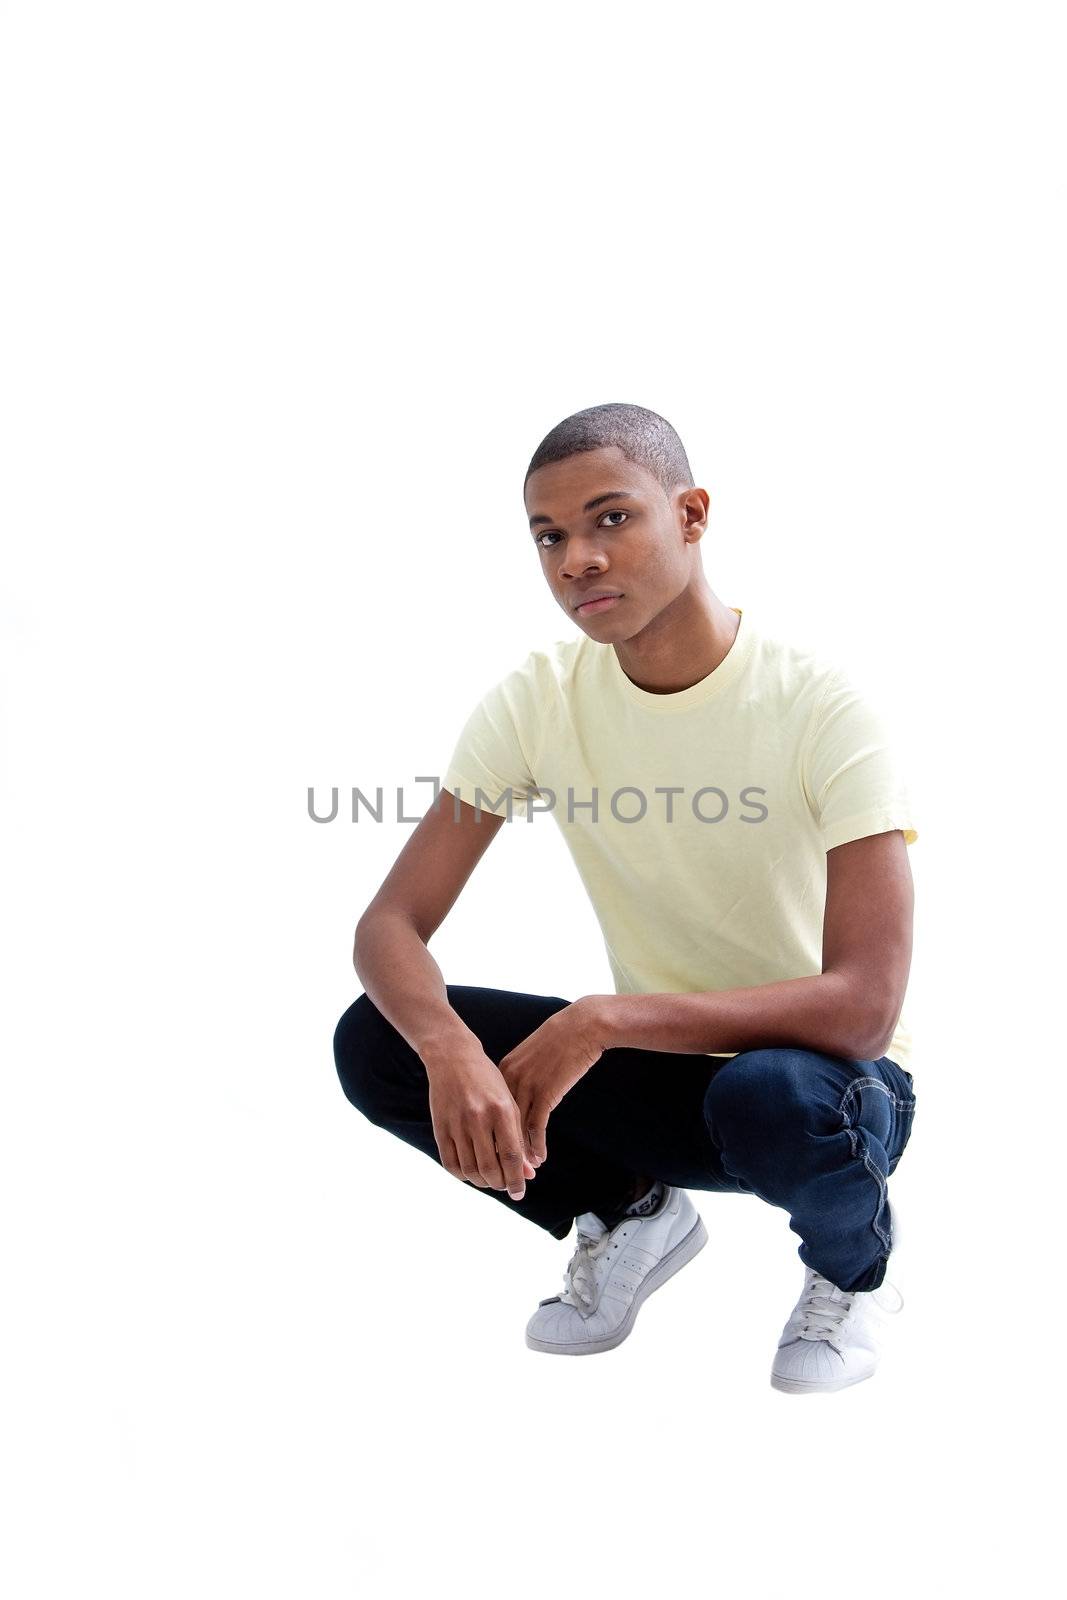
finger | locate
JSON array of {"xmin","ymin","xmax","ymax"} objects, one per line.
[
  {"xmin": 455, "ymin": 1133, "xmax": 491, "ymax": 1187},
  {"xmin": 515, "ymin": 1102, "xmax": 537, "ymax": 1165},
  {"xmin": 437, "ymin": 1131, "xmax": 464, "ymax": 1181},
  {"xmin": 527, "ymin": 1109, "xmax": 549, "ymax": 1166},
  {"xmin": 506, "ymin": 1089, "xmax": 538, "ymax": 1168},
  {"xmin": 470, "ymin": 1123, "xmax": 509, "ymax": 1192},
  {"xmin": 493, "ymin": 1116, "xmax": 529, "ymax": 1201},
  {"xmin": 514, "ymin": 1124, "xmax": 536, "ymax": 1177}
]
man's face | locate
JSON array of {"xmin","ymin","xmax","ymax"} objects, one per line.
[{"xmin": 524, "ymin": 445, "xmax": 703, "ymax": 639}]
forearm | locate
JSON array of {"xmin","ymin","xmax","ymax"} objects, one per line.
[
  {"xmin": 352, "ymin": 909, "xmax": 479, "ymax": 1066},
  {"xmin": 590, "ymin": 972, "xmax": 887, "ymax": 1062}
]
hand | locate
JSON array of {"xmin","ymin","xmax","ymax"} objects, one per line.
[
  {"xmin": 497, "ymin": 997, "xmax": 607, "ymax": 1167},
  {"xmin": 424, "ymin": 1043, "xmax": 537, "ymax": 1202}
]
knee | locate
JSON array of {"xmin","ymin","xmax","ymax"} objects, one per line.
[
  {"xmin": 333, "ymin": 990, "xmax": 379, "ymax": 1060},
  {"xmin": 332, "ymin": 992, "xmax": 389, "ymax": 1118},
  {"xmin": 704, "ymin": 1049, "xmax": 826, "ymax": 1143}
]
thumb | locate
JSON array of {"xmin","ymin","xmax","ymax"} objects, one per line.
[
  {"xmin": 521, "ymin": 1126, "xmax": 539, "ymax": 1171},
  {"xmin": 526, "ymin": 1113, "xmax": 548, "ymax": 1168},
  {"xmin": 517, "ymin": 1111, "xmax": 541, "ymax": 1172}
]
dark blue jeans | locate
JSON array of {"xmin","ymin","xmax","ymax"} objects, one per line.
[{"xmin": 333, "ymin": 984, "xmax": 917, "ymax": 1293}]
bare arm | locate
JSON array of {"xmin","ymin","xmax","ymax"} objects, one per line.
[
  {"xmin": 351, "ymin": 789, "xmax": 536, "ymax": 1198},
  {"xmin": 353, "ymin": 786, "xmax": 504, "ymax": 1056},
  {"xmin": 355, "ymin": 907, "xmax": 479, "ymax": 1058},
  {"xmin": 588, "ymin": 830, "xmax": 915, "ymax": 1062}
]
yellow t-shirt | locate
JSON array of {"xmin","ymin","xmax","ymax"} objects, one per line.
[{"xmin": 441, "ymin": 607, "xmax": 918, "ymax": 1073}]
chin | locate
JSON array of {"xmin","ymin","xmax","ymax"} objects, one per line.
[{"xmin": 577, "ymin": 614, "xmax": 629, "ymax": 638}]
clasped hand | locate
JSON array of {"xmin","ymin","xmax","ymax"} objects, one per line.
[{"xmin": 498, "ymin": 997, "xmax": 606, "ymax": 1167}]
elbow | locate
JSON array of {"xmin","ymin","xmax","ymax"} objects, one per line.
[
  {"xmin": 826, "ymin": 974, "xmax": 900, "ymax": 1062},
  {"xmin": 352, "ymin": 910, "xmax": 377, "ymax": 974},
  {"xmin": 842, "ymin": 1003, "xmax": 900, "ymax": 1063},
  {"xmin": 846, "ymin": 1026, "xmax": 896, "ymax": 1063},
  {"xmin": 353, "ymin": 905, "xmax": 421, "ymax": 977}
]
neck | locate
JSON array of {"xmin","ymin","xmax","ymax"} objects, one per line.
[{"xmin": 613, "ymin": 582, "xmax": 740, "ymax": 695}]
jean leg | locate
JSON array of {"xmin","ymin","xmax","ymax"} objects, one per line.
[
  {"xmin": 332, "ymin": 985, "xmax": 648, "ymax": 1240},
  {"xmin": 883, "ymin": 1058, "xmax": 918, "ymax": 1175},
  {"xmin": 704, "ymin": 1048, "xmax": 918, "ymax": 1292},
  {"xmin": 548, "ymin": 1042, "xmax": 744, "ymax": 1196}
]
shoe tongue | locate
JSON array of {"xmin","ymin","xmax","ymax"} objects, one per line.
[
  {"xmin": 625, "ymin": 1180, "xmax": 664, "ymax": 1218},
  {"xmin": 575, "ymin": 1210, "xmax": 609, "ymax": 1239}
]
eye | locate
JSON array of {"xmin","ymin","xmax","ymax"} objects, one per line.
[{"xmin": 534, "ymin": 510, "xmax": 627, "ymax": 550}]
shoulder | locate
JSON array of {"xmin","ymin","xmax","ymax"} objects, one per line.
[
  {"xmin": 484, "ymin": 632, "xmax": 594, "ymax": 707},
  {"xmin": 743, "ymin": 616, "xmax": 846, "ymax": 721},
  {"xmin": 758, "ymin": 625, "xmax": 912, "ymax": 786}
]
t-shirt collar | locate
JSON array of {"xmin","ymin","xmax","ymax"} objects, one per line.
[{"xmin": 605, "ymin": 606, "xmax": 754, "ymax": 711}]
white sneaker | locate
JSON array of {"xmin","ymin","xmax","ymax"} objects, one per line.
[
  {"xmin": 770, "ymin": 1266, "xmax": 905, "ymax": 1394},
  {"xmin": 525, "ymin": 1184, "xmax": 707, "ymax": 1356}
]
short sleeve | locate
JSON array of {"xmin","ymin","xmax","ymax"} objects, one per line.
[
  {"xmin": 803, "ymin": 669, "xmax": 919, "ymax": 852},
  {"xmin": 441, "ymin": 673, "xmax": 543, "ymax": 819}
]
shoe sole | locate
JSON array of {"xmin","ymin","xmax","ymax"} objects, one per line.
[
  {"xmin": 770, "ymin": 1365, "xmax": 877, "ymax": 1395},
  {"xmin": 525, "ymin": 1213, "xmax": 708, "ymax": 1356}
]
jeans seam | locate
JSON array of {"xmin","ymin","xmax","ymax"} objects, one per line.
[{"xmin": 837, "ymin": 1077, "xmax": 894, "ymax": 1253}]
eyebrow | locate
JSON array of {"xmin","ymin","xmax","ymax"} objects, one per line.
[{"xmin": 528, "ymin": 490, "xmax": 638, "ymax": 530}]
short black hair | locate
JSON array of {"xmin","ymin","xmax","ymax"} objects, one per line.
[{"xmin": 524, "ymin": 402, "xmax": 695, "ymax": 501}]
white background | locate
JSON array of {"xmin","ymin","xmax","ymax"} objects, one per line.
[{"xmin": 2, "ymin": 2, "xmax": 1063, "ymax": 1595}]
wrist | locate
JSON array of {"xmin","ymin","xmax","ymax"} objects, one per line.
[
  {"xmin": 580, "ymin": 993, "xmax": 621, "ymax": 1050},
  {"xmin": 416, "ymin": 1015, "xmax": 482, "ymax": 1073}
]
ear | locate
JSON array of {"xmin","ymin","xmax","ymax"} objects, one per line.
[{"xmin": 678, "ymin": 484, "xmax": 709, "ymax": 540}]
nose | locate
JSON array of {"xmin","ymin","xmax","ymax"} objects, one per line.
[{"xmin": 558, "ymin": 534, "xmax": 609, "ymax": 582}]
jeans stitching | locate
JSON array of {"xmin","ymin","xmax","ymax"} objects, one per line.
[{"xmin": 837, "ymin": 1077, "xmax": 894, "ymax": 1253}]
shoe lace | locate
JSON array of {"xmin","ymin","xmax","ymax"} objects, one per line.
[
  {"xmin": 796, "ymin": 1271, "xmax": 905, "ymax": 1342},
  {"xmin": 796, "ymin": 1273, "xmax": 854, "ymax": 1341},
  {"xmin": 559, "ymin": 1226, "xmax": 614, "ymax": 1314}
]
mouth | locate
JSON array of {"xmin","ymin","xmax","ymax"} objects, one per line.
[{"xmin": 574, "ymin": 594, "xmax": 624, "ymax": 616}]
